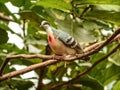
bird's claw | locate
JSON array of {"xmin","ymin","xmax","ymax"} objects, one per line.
[{"xmin": 51, "ymin": 54, "xmax": 65, "ymax": 61}]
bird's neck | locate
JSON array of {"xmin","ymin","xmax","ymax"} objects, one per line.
[
  {"xmin": 45, "ymin": 26, "xmax": 55, "ymax": 44},
  {"xmin": 45, "ymin": 25, "xmax": 53, "ymax": 34}
]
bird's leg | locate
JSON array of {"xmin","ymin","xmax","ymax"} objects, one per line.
[
  {"xmin": 51, "ymin": 54, "xmax": 57, "ymax": 60},
  {"xmin": 54, "ymin": 54, "xmax": 67, "ymax": 67},
  {"xmin": 63, "ymin": 55, "xmax": 74, "ymax": 68},
  {"xmin": 51, "ymin": 54, "xmax": 65, "ymax": 60}
]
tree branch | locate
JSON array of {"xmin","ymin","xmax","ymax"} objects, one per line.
[
  {"xmin": 79, "ymin": 5, "xmax": 94, "ymax": 18},
  {"xmin": 36, "ymin": 45, "xmax": 52, "ymax": 90},
  {"xmin": 0, "ymin": 59, "xmax": 58, "ymax": 82},
  {"xmin": 0, "ymin": 27, "xmax": 120, "ymax": 82},
  {"xmin": 0, "ymin": 58, "xmax": 10, "ymax": 76},
  {"xmin": 0, "ymin": 54, "xmax": 53, "ymax": 76},
  {"xmin": 84, "ymin": 34, "xmax": 120, "ymax": 52},
  {"xmin": 90, "ymin": 28, "xmax": 120, "ymax": 52},
  {"xmin": 73, "ymin": 27, "xmax": 120, "ymax": 60},
  {"xmin": 0, "ymin": 13, "xmax": 14, "ymax": 22},
  {"xmin": 50, "ymin": 43, "xmax": 120, "ymax": 89},
  {"xmin": 22, "ymin": 19, "xmax": 29, "ymax": 51}
]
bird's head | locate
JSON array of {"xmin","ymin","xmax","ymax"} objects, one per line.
[{"xmin": 40, "ymin": 20, "xmax": 50, "ymax": 30}]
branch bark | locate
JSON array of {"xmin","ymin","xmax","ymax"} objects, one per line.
[
  {"xmin": 36, "ymin": 45, "xmax": 52, "ymax": 90},
  {"xmin": 0, "ymin": 27, "xmax": 120, "ymax": 82},
  {"xmin": 0, "ymin": 13, "xmax": 14, "ymax": 22},
  {"xmin": 0, "ymin": 59, "xmax": 58, "ymax": 82},
  {"xmin": 0, "ymin": 54, "xmax": 53, "ymax": 76},
  {"xmin": 50, "ymin": 43, "xmax": 120, "ymax": 89},
  {"xmin": 0, "ymin": 58, "xmax": 10, "ymax": 76},
  {"xmin": 79, "ymin": 5, "xmax": 94, "ymax": 18}
]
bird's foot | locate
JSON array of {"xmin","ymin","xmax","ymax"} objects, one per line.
[
  {"xmin": 51, "ymin": 54, "xmax": 67, "ymax": 67},
  {"xmin": 58, "ymin": 55, "xmax": 66, "ymax": 61},
  {"xmin": 51, "ymin": 54, "xmax": 57, "ymax": 60},
  {"xmin": 51, "ymin": 54, "xmax": 65, "ymax": 60}
]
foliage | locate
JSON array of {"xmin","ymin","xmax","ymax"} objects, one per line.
[{"xmin": 0, "ymin": 0, "xmax": 120, "ymax": 90}]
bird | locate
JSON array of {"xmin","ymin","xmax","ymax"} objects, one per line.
[{"xmin": 40, "ymin": 20, "xmax": 90, "ymax": 61}]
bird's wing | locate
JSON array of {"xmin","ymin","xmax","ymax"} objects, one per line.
[{"xmin": 52, "ymin": 27, "xmax": 83, "ymax": 53}]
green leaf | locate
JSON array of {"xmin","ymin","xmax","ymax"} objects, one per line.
[
  {"xmin": 0, "ymin": 21, "xmax": 18, "ymax": 35},
  {"xmin": 84, "ymin": 10, "xmax": 120, "ymax": 25},
  {"xmin": 10, "ymin": 0, "xmax": 31, "ymax": 9},
  {"xmin": 0, "ymin": 0, "xmax": 8, "ymax": 3},
  {"xmin": 0, "ymin": 43, "xmax": 25, "ymax": 54},
  {"xmin": 36, "ymin": 0, "xmax": 72, "ymax": 12},
  {"xmin": 56, "ymin": 15, "xmax": 96, "ymax": 42},
  {"xmin": 74, "ymin": 0, "xmax": 120, "ymax": 5},
  {"xmin": 0, "ymin": 3, "xmax": 17, "ymax": 22},
  {"xmin": 109, "ymin": 49, "xmax": 120, "ymax": 66},
  {"xmin": 103, "ymin": 64, "xmax": 120, "ymax": 85},
  {"xmin": 8, "ymin": 78, "xmax": 34, "ymax": 90},
  {"xmin": 75, "ymin": 75, "xmax": 104, "ymax": 90},
  {"xmin": 31, "ymin": 6, "xmax": 55, "ymax": 25},
  {"xmin": 95, "ymin": 5, "xmax": 120, "ymax": 12},
  {"xmin": 20, "ymin": 10, "xmax": 43, "ymax": 30},
  {"xmin": 0, "ymin": 3, "xmax": 11, "ymax": 15},
  {"xmin": 45, "ymin": 9, "xmax": 67, "ymax": 20},
  {"xmin": 88, "ymin": 53, "xmax": 108, "ymax": 83},
  {"xmin": 113, "ymin": 80, "xmax": 120, "ymax": 90},
  {"xmin": 0, "ymin": 28, "xmax": 8, "ymax": 44}
]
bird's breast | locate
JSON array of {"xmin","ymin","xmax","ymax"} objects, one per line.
[
  {"xmin": 48, "ymin": 35, "xmax": 54, "ymax": 43},
  {"xmin": 48, "ymin": 36, "xmax": 76, "ymax": 55}
]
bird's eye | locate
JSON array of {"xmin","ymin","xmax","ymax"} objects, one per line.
[{"xmin": 42, "ymin": 21, "xmax": 50, "ymax": 26}]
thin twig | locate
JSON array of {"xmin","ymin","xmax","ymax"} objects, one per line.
[
  {"xmin": 79, "ymin": 5, "xmax": 94, "ymax": 18},
  {"xmin": 36, "ymin": 45, "xmax": 51, "ymax": 90},
  {"xmin": 0, "ymin": 28, "xmax": 120, "ymax": 81},
  {"xmin": 0, "ymin": 32, "xmax": 119, "ymax": 78},
  {"xmin": 22, "ymin": 19, "xmax": 29, "ymax": 51},
  {"xmin": 0, "ymin": 58, "xmax": 9, "ymax": 76},
  {"xmin": 0, "ymin": 59, "xmax": 58, "ymax": 82},
  {"xmin": 50, "ymin": 43, "xmax": 120, "ymax": 89},
  {"xmin": 74, "ymin": 27, "xmax": 120, "ymax": 60},
  {"xmin": 6, "ymin": 54, "xmax": 53, "ymax": 59},
  {"xmin": 84, "ymin": 34, "xmax": 120, "ymax": 52},
  {"xmin": 0, "ymin": 13, "xmax": 14, "ymax": 22},
  {"xmin": 0, "ymin": 54, "xmax": 54, "ymax": 77}
]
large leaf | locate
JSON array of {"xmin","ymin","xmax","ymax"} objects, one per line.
[
  {"xmin": 56, "ymin": 15, "xmax": 96, "ymax": 42},
  {"xmin": 113, "ymin": 80, "xmax": 120, "ymax": 90},
  {"xmin": 103, "ymin": 64, "xmax": 120, "ymax": 85},
  {"xmin": 7, "ymin": 78, "xmax": 34, "ymax": 90},
  {"xmin": 0, "ymin": 28, "xmax": 8, "ymax": 44},
  {"xmin": 74, "ymin": 0, "xmax": 120, "ymax": 5},
  {"xmin": 84, "ymin": 10, "xmax": 120, "ymax": 25},
  {"xmin": 0, "ymin": 3, "xmax": 11, "ymax": 15},
  {"xmin": 20, "ymin": 10, "xmax": 43, "ymax": 30},
  {"xmin": 10, "ymin": 0, "xmax": 31, "ymax": 9},
  {"xmin": 94, "ymin": 5, "xmax": 120, "ymax": 12},
  {"xmin": 108, "ymin": 49, "xmax": 120, "ymax": 66},
  {"xmin": 74, "ymin": 75, "xmax": 104, "ymax": 90},
  {"xmin": 88, "ymin": 53, "xmax": 108, "ymax": 83},
  {"xmin": 0, "ymin": 0, "xmax": 8, "ymax": 3},
  {"xmin": 36, "ymin": 0, "xmax": 72, "ymax": 12}
]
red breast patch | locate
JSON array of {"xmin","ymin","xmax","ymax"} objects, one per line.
[{"xmin": 48, "ymin": 35, "xmax": 53, "ymax": 43}]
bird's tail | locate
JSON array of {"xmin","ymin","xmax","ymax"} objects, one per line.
[
  {"xmin": 82, "ymin": 55, "xmax": 90, "ymax": 61},
  {"xmin": 76, "ymin": 44, "xmax": 90, "ymax": 61}
]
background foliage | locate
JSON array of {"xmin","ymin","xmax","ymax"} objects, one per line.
[{"xmin": 0, "ymin": 0, "xmax": 120, "ymax": 90}]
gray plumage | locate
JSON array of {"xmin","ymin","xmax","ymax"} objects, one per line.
[
  {"xmin": 51, "ymin": 27, "xmax": 83, "ymax": 54},
  {"xmin": 40, "ymin": 20, "xmax": 90, "ymax": 60}
]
